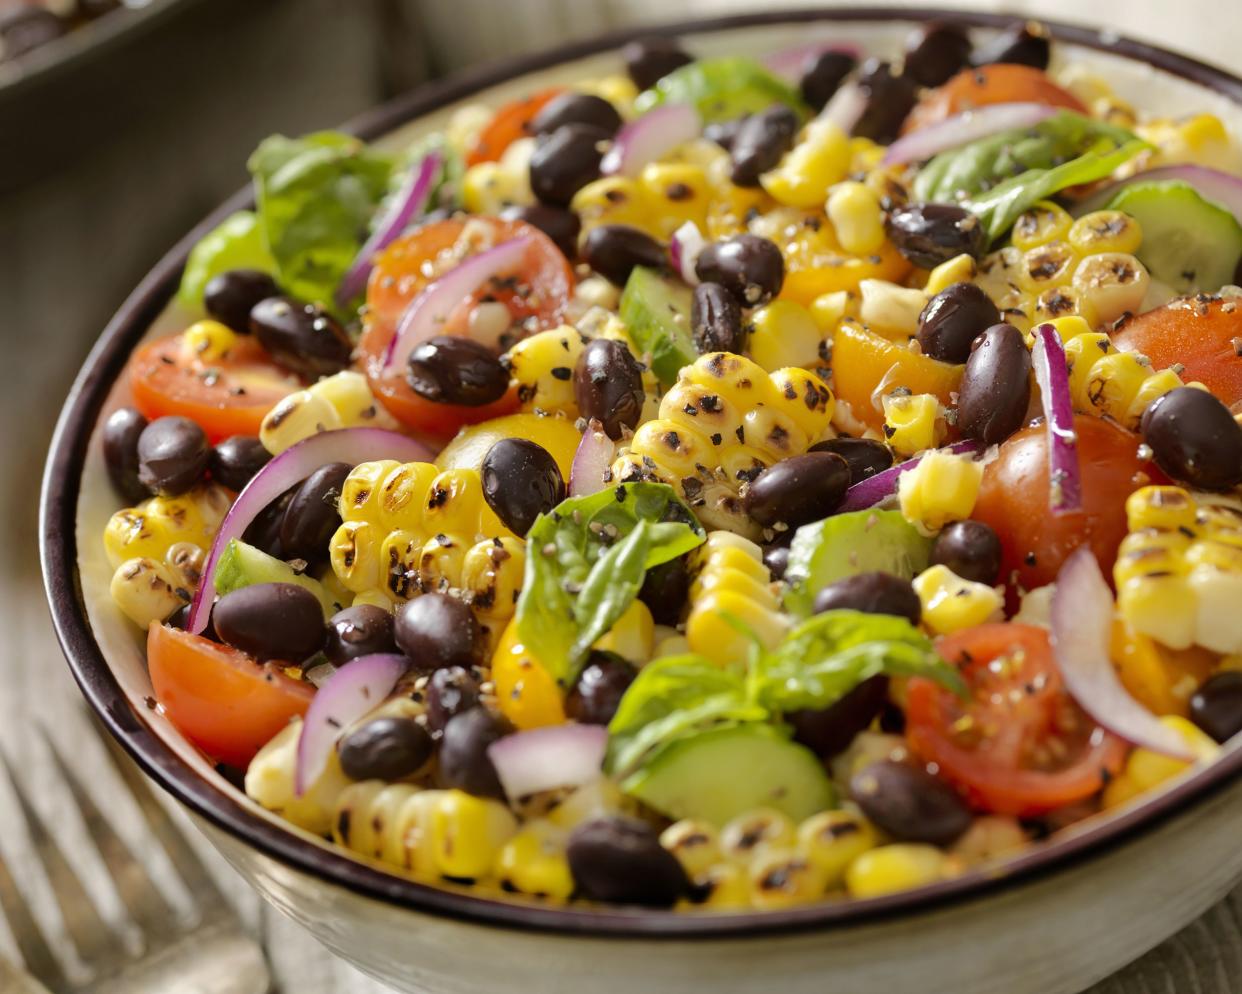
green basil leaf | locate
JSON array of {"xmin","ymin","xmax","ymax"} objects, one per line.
[
  {"xmin": 634, "ymin": 57, "xmax": 810, "ymax": 123},
  {"xmin": 569, "ymin": 519, "xmax": 653, "ymax": 662},
  {"xmin": 176, "ymin": 211, "xmax": 276, "ymax": 310}
]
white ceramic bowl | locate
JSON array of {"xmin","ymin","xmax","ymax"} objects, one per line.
[{"xmin": 40, "ymin": 10, "xmax": 1242, "ymax": 994}]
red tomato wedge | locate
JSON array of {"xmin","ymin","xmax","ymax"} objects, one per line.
[
  {"xmin": 902, "ymin": 64, "xmax": 1087, "ymax": 135},
  {"xmin": 466, "ymin": 87, "xmax": 565, "ymax": 166}
]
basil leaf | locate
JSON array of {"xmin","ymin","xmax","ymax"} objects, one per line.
[
  {"xmin": 177, "ymin": 211, "xmax": 276, "ymax": 310},
  {"xmin": 570, "ymin": 519, "xmax": 654, "ymax": 662},
  {"xmin": 634, "ymin": 57, "xmax": 810, "ymax": 123}
]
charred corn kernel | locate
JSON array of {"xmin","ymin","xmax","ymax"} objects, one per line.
[
  {"xmin": 882, "ymin": 393, "xmax": 941, "ymax": 457},
  {"xmin": 495, "ymin": 822, "xmax": 574, "ymax": 900},
  {"xmin": 1011, "ymin": 201, "xmax": 1073, "ymax": 252},
  {"xmin": 329, "ymin": 520, "xmax": 384, "ymax": 593},
  {"xmin": 1127, "ymin": 485, "xmax": 1198, "ymax": 533},
  {"xmin": 377, "ymin": 462, "xmax": 440, "ymax": 532},
  {"xmin": 748, "ymin": 849, "xmax": 829, "ymax": 909},
  {"xmin": 845, "ymin": 844, "xmax": 949, "ymax": 898},
  {"xmin": 797, "ymin": 809, "xmax": 878, "ymax": 885},
  {"xmin": 571, "ymin": 176, "xmax": 652, "ymax": 235},
  {"xmin": 492, "ymin": 618, "xmax": 566, "ymax": 729},
  {"xmin": 898, "ymin": 449, "xmax": 983, "ymax": 532},
  {"xmin": 1064, "ymin": 332, "xmax": 1180, "ymax": 427},
  {"xmin": 1103, "ymin": 716, "xmax": 1218, "ymax": 809},
  {"xmin": 859, "ymin": 279, "xmax": 928, "ymax": 340},
  {"xmin": 506, "ymin": 326, "xmax": 586, "ymax": 416},
  {"xmin": 689, "ymin": 863, "xmax": 752, "ymax": 910},
  {"xmin": 182, "ymin": 319, "xmax": 238, "ymax": 362},
  {"xmin": 417, "ymin": 534, "xmax": 468, "ymax": 593},
  {"xmin": 925, "ymin": 254, "xmax": 977, "ymax": 295},
  {"xmin": 826, "ymin": 181, "xmax": 885, "ymax": 255},
  {"xmin": 260, "ymin": 390, "xmax": 342, "ymax": 455},
  {"xmin": 593, "ymin": 599, "xmax": 655, "ymax": 665},
  {"xmin": 1064, "ymin": 330, "xmax": 1113, "ymax": 405},
  {"xmin": 748, "ymin": 300, "xmax": 824, "ymax": 370},
  {"xmin": 809, "ymin": 290, "xmax": 851, "ymax": 331},
  {"xmin": 687, "ymin": 532, "xmax": 786, "ymax": 665},
  {"xmin": 1017, "ymin": 240, "xmax": 1077, "ymax": 294},
  {"xmin": 1029, "ymin": 285, "xmax": 1095, "ymax": 327},
  {"xmin": 1125, "ymin": 368, "xmax": 1185, "ymax": 427},
  {"xmin": 246, "ymin": 720, "xmax": 352, "ymax": 837},
  {"xmin": 760, "ymin": 120, "xmax": 851, "ymax": 208},
  {"xmin": 462, "ymin": 537, "xmax": 525, "ymax": 618},
  {"xmin": 1068, "ymin": 210, "xmax": 1143, "ymax": 256},
  {"xmin": 431, "ymin": 790, "xmax": 518, "ymax": 880},
  {"xmin": 110, "ymin": 557, "xmax": 188, "ymax": 627},
  {"xmin": 950, "ymin": 816, "xmax": 1028, "ymax": 865},
  {"xmin": 163, "ymin": 541, "xmax": 205, "ymax": 591},
  {"xmin": 639, "ymin": 163, "xmax": 711, "ymax": 238},
  {"xmin": 661, "ymin": 821, "xmax": 724, "ymax": 879},
  {"xmin": 721, "ymin": 808, "xmax": 797, "ymax": 859},
  {"xmin": 309, "ymin": 371, "xmax": 393, "ymax": 429},
  {"xmin": 339, "ymin": 461, "xmax": 398, "ymax": 524},
  {"xmin": 1082, "ymin": 352, "xmax": 1150, "ymax": 421},
  {"xmin": 103, "ymin": 484, "xmax": 228, "ymax": 569},
  {"xmin": 1072, "ymin": 252, "xmax": 1150, "ymax": 326},
  {"xmin": 333, "ymin": 783, "xmax": 443, "ymax": 873},
  {"xmin": 913, "ymin": 564, "xmax": 1004, "ymax": 635}
]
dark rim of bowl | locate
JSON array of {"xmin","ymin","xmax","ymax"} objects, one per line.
[{"xmin": 40, "ymin": 6, "xmax": 1242, "ymax": 940}]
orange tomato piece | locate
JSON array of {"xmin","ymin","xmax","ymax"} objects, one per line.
[
  {"xmin": 466, "ymin": 87, "xmax": 565, "ymax": 166},
  {"xmin": 902, "ymin": 65, "xmax": 1087, "ymax": 135},
  {"xmin": 1110, "ymin": 621, "xmax": 1217, "ymax": 718}
]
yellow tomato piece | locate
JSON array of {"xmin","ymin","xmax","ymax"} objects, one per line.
[
  {"xmin": 436, "ymin": 413, "xmax": 582, "ymax": 480},
  {"xmin": 491, "ymin": 619, "xmax": 566, "ymax": 730},
  {"xmin": 1110, "ymin": 621, "xmax": 1217, "ymax": 718},
  {"xmin": 780, "ymin": 242, "xmax": 910, "ymax": 306}
]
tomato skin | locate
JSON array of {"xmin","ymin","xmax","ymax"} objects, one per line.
[
  {"xmin": 1112, "ymin": 296, "xmax": 1242, "ymax": 410},
  {"xmin": 147, "ymin": 623, "xmax": 313, "ymax": 769},
  {"xmin": 906, "ymin": 623, "xmax": 1127, "ymax": 816},
  {"xmin": 903, "ymin": 65, "xmax": 1087, "ymax": 134},
  {"xmin": 972, "ymin": 416, "xmax": 1161, "ymax": 592},
  {"xmin": 466, "ymin": 87, "xmax": 565, "ymax": 166}
]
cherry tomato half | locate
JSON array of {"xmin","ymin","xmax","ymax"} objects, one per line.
[
  {"xmin": 465, "ymin": 87, "xmax": 566, "ymax": 166},
  {"xmin": 902, "ymin": 64, "xmax": 1087, "ymax": 135}
]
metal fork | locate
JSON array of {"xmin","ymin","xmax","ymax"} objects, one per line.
[{"xmin": 0, "ymin": 725, "xmax": 272, "ymax": 994}]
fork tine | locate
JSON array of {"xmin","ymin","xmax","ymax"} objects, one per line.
[{"xmin": 0, "ymin": 845, "xmax": 70, "ymax": 992}]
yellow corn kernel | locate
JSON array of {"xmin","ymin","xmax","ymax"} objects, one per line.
[
  {"xmin": 639, "ymin": 162, "xmax": 711, "ymax": 238},
  {"xmin": 1103, "ymin": 716, "xmax": 1218, "ymax": 810},
  {"xmin": 748, "ymin": 849, "xmax": 829, "ymax": 910},
  {"xmin": 768, "ymin": 367, "xmax": 835, "ymax": 439},
  {"xmin": 110, "ymin": 558, "xmax": 187, "ymax": 627},
  {"xmin": 1138, "ymin": 114, "xmax": 1241, "ymax": 172},
  {"xmin": 377, "ymin": 461, "xmax": 439, "ymax": 532},
  {"xmin": 181, "ymin": 319, "xmax": 238, "ymax": 362},
  {"xmin": 506, "ymin": 326, "xmax": 586, "ymax": 417},
  {"xmin": 1064, "ymin": 331, "xmax": 1112, "ymax": 407},
  {"xmin": 1188, "ymin": 562, "xmax": 1242, "ymax": 654},
  {"xmin": 1072, "ymin": 253, "xmax": 1150, "ymax": 327},
  {"xmin": 339, "ymin": 460, "xmax": 400, "ymax": 524},
  {"xmin": 694, "ymin": 534, "xmax": 770, "ymax": 582},
  {"xmin": 247, "ymin": 721, "xmax": 353, "ymax": 837},
  {"xmin": 593, "ymin": 598, "xmax": 655, "ymax": 665},
  {"xmin": 1126, "ymin": 486, "xmax": 1199, "ymax": 534},
  {"xmin": 309, "ymin": 371, "xmax": 391, "ymax": 428},
  {"xmin": 102, "ymin": 485, "xmax": 227, "ymax": 569},
  {"xmin": 858, "ymin": 279, "xmax": 928, "ymax": 340},
  {"xmin": 330, "ymin": 520, "xmax": 384, "ymax": 593},
  {"xmin": 898, "ymin": 449, "xmax": 984, "ymax": 532},
  {"xmin": 826, "ymin": 181, "xmax": 886, "ymax": 256},
  {"xmin": 1029, "ymin": 286, "xmax": 1095, "ymax": 328},
  {"xmin": 352, "ymin": 588, "xmax": 394, "ymax": 611},
  {"xmin": 797, "ymin": 809, "xmax": 879, "ymax": 886},
  {"xmin": 686, "ymin": 589, "xmax": 788, "ymax": 666},
  {"xmin": 760, "ymin": 120, "xmax": 851, "ymax": 208},
  {"xmin": 1115, "ymin": 529, "xmax": 1193, "ymax": 584},
  {"xmin": 689, "ymin": 863, "xmax": 752, "ymax": 910},
  {"xmin": 1011, "ymin": 201, "xmax": 1073, "ymax": 252},
  {"xmin": 431, "ymin": 790, "xmax": 518, "ymax": 881},
  {"xmin": 1017, "ymin": 240, "xmax": 1077, "ymax": 294},
  {"xmin": 260, "ymin": 389, "xmax": 343, "ymax": 455},
  {"xmin": 492, "ymin": 618, "xmax": 566, "ymax": 729},
  {"xmin": 1118, "ymin": 574, "xmax": 1198, "ymax": 651},
  {"xmin": 1124, "ymin": 368, "xmax": 1184, "ymax": 428},
  {"xmin": 1068, "ymin": 210, "xmax": 1143, "ymax": 256},
  {"xmin": 924, "ymin": 254, "xmax": 977, "ymax": 296},
  {"xmin": 424, "ymin": 468, "xmax": 490, "ymax": 539},
  {"xmin": 571, "ymin": 176, "xmax": 651, "ymax": 234},
  {"xmin": 720, "ymin": 808, "xmax": 797, "ymax": 859},
  {"xmin": 748, "ymin": 300, "xmax": 824, "ymax": 371},
  {"xmin": 417, "ymin": 534, "xmax": 468, "ymax": 593},
  {"xmin": 809, "ymin": 290, "xmax": 851, "ymax": 331},
  {"xmin": 462, "ymin": 536, "xmax": 525, "ymax": 618},
  {"xmin": 494, "ymin": 822, "xmax": 574, "ymax": 901},
  {"xmin": 690, "ymin": 564, "xmax": 779, "ymax": 612},
  {"xmin": 661, "ymin": 820, "xmax": 724, "ymax": 879},
  {"xmin": 913, "ymin": 564, "xmax": 1004, "ymax": 636},
  {"xmin": 950, "ymin": 816, "xmax": 1028, "ymax": 865},
  {"xmin": 1081, "ymin": 351, "xmax": 1151, "ymax": 421},
  {"xmin": 882, "ymin": 393, "xmax": 941, "ymax": 457},
  {"xmin": 461, "ymin": 140, "xmax": 535, "ymax": 215},
  {"xmin": 845, "ymin": 844, "xmax": 950, "ymax": 899}
]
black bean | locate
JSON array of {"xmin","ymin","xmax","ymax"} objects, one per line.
[
  {"xmin": 531, "ymin": 91, "xmax": 623, "ymax": 138},
  {"xmin": 729, "ymin": 104, "xmax": 800, "ymax": 187},
  {"xmin": 1141, "ymin": 387, "xmax": 1242, "ymax": 492},
  {"xmin": 886, "ymin": 202, "xmax": 986, "ymax": 269},
  {"xmin": 763, "ymin": 543, "xmax": 791, "ymax": 581},
  {"xmin": 208, "ymin": 435, "xmax": 271, "ymax": 492},
  {"xmin": 917, "ymin": 282, "xmax": 1002, "ymax": 364},
  {"xmin": 136, "ymin": 416, "xmax": 209, "ymax": 496},
  {"xmin": 623, "ymin": 37, "xmax": 693, "ymax": 91},
  {"xmin": 799, "ymin": 50, "xmax": 857, "ymax": 111},
  {"xmin": 243, "ymin": 488, "xmax": 295, "ymax": 559},
  {"xmin": 639, "ymin": 556, "xmax": 691, "ymax": 626},
  {"xmin": 204, "ymin": 269, "xmax": 280, "ymax": 334},
  {"xmin": 529, "ymin": 123, "xmax": 608, "ymax": 207},
  {"xmin": 573, "ymin": 337, "xmax": 646, "ymax": 439},
  {"xmin": 703, "ymin": 117, "xmax": 747, "ymax": 151},
  {"xmin": 695, "ymin": 234, "xmax": 784, "ymax": 307},
  {"xmin": 930, "ymin": 520, "xmax": 1002, "ymax": 586},
  {"xmin": 249, "ymin": 297, "xmax": 352, "ymax": 380},
  {"xmin": 438, "ymin": 707, "xmax": 512, "ymax": 800},
  {"xmin": 789, "ymin": 675, "xmax": 890, "ymax": 760},
  {"xmin": 480, "ymin": 439, "xmax": 565, "ymax": 536},
  {"xmin": 744, "ymin": 452, "xmax": 850, "ymax": 529},
  {"xmin": 973, "ymin": 22, "xmax": 1051, "ymax": 70},
  {"xmin": 690, "ymin": 281, "xmax": 744, "ymax": 355},
  {"xmin": 1190, "ymin": 672, "xmax": 1242, "ymax": 744},
  {"xmin": 324, "ymin": 604, "xmax": 397, "ymax": 666},
  {"xmin": 406, "ymin": 336, "xmax": 510, "ymax": 406},
  {"xmin": 213, "ymin": 583, "xmax": 326, "ymax": 662},
  {"xmin": 102, "ymin": 407, "xmax": 151, "ymax": 503},
  {"xmin": 956, "ymin": 323, "xmax": 1031, "ymax": 446},
  {"xmin": 565, "ymin": 651, "xmax": 636, "ymax": 725},
  {"xmin": 567, "ymin": 815, "xmax": 688, "ymax": 907},
  {"xmin": 582, "ymin": 224, "xmax": 667, "ymax": 286},
  {"xmin": 425, "ymin": 666, "xmax": 481, "ymax": 734},
  {"xmin": 903, "ymin": 22, "xmax": 974, "ymax": 87},
  {"xmin": 808, "ymin": 437, "xmax": 893, "ymax": 485},
  {"xmin": 394, "ymin": 593, "xmax": 483, "ymax": 671},
  {"xmin": 850, "ymin": 759, "xmax": 971, "ymax": 846},
  {"xmin": 280, "ymin": 462, "xmax": 350, "ymax": 564},
  {"xmin": 500, "ymin": 203, "xmax": 581, "ymax": 260},
  {"xmin": 338, "ymin": 717, "xmax": 434, "ymax": 782},
  {"xmin": 813, "ymin": 571, "xmax": 921, "ymax": 625},
  {"xmin": 0, "ymin": 7, "xmax": 63, "ymax": 60},
  {"xmin": 852, "ymin": 60, "xmax": 919, "ymax": 144}
]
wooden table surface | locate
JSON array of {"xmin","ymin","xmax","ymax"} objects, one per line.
[{"xmin": 3, "ymin": 0, "xmax": 1241, "ymax": 991}]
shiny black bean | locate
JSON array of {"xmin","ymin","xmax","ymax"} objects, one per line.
[
  {"xmin": 1141, "ymin": 387, "xmax": 1242, "ymax": 491},
  {"xmin": 481, "ymin": 439, "xmax": 565, "ymax": 536},
  {"xmin": 623, "ymin": 37, "xmax": 693, "ymax": 91},
  {"xmin": 208, "ymin": 435, "xmax": 271, "ymax": 492},
  {"xmin": 956, "ymin": 323, "xmax": 1031, "ymax": 446},
  {"xmin": 566, "ymin": 651, "xmax": 636, "ymax": 726},
  {"xmin": 916, "ymin": 281, "xmax": 1002, "ymax": 364},
  {"xmin": 136, "ymin": 416, "xmax": 209, "ymax": 496},
  {"xmin": 695, "ymin": 234, "xmax": 784, "ymax": 307},
  {"xmin": 850, "ymin": 759, "xmax": 971, "ymax": 845},
  {"xmin": 744, "ymin": 452, "xmax": 850, "ymax": 529},
  {"xmin": 500, "ymin": 204, "xmax": 581, "ymax": 260},
  {"xmin": 582, "ymin": 224, "xmax": 667, "ymax": 286},
  {"xmin": 438, "ymin": 707, "xmax": 512, "ymax": 800},
  {"xmin": 639, "ymin": 556, "xmax": 691, "ymax": 626},
  {"xmin": 573, "ymin": 338, "xmax": 646, "ymax": 439},
  {"xmin": 567, "ymin": 815, "xmax": 688, "ymax": 907},
  {"xmin": 249, "ymin": 297, "xmax": 352, "ymax": 379},
  {"xmin": 1190, "ymin": 672, "xmax": 1242, "ymax": 744},
  {"xmin": 703, "ymin": 117, "xmax": 747, "ymax": 151},
  {"xmin": 808, "ymin": 437, "xmax": 894, "ymax": 485},
  {"xmin": 729, "ymin": 105, "xmax": 800, "ymax": 187},
  {"xmin": 972, "ymin": 22, "xmax": 1051, "ymax": 70},
  {"xmin": 406, "ymin": 336, "xmax": 509, "ymax": 406},
  {"xmin": 799, "ymin": 50, "xmax": 857, "ymax": 110},
  {"xmin": 903, "ymin": 22, "xmax": 973, "ymax": 87},
  {"xmin": 213, "ymin": 583, "xmax": 326, "ymax": 662},
  {"xmin": 0, "ymin": 7, "xmax": 64, "ymax": 60},
  {"xmin": 204, "ymin": 269, "xmax": 279, "ymax": 334},
  {"xmin": 243, "ymin": 488, "xmax": 294, "ymax": 559},
  {"xmin": 338, "ymin": 716, "xmax": 434, "ymax": 781},
  {"xmin": 425, "ymin": 666, "xmax": 481, "ymax": 734},
  {"xmin": 812, "ymin": 571, "xmax": 921, "ymax": 625},
  {"xmin": 852, "ymin": 60, "xmax": 919, "ymax": 144},
  {"xmin": 930, "ymin": 520, "xmax": 1002, "ymax": 585},
  {"xmin": 531, "ymin": 91, "xmax": 622, "ymax": 137},
  {"xmin": 280, "ymin": 462, "xmax": 350, "ymax": 564},
  {"xmin": 790, "ymin": 675, "xmax": 890, "ymax": 760},
  {"xmin": 886, "ymin": 202, "xmax": 986, "ymax": 269},
  {"xmin": 324, "ymin": 604, "xmax": 397, "ymax": 666},
  {"xmin": 102, "ymin": 407, "xmax": 151, "ymax": 503},
  {"xmin": 529, "ymin": 123, "xmax": 608, "ymax": 207},
  {"xmin": 394, "ymin": 592, "xmax": 483, "ymax": 671},
  {"xmin": 763, "ymin": 543, "xmax": 790, "ymax": 581}
]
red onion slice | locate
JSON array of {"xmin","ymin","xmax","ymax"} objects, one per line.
[
  {"xmin": 295, "ymin": 653, "xmax": 409, "ymax": 794},
  {"xmin": 837, "ymin": 440, "xmax": 981, "ymax": 514},
  {"xmin": 1031, "ymin": 323, "xmax": 1083, "ymax": 516},
  {"xmin": 883, "ymin": 103, "xmax": 1057, "ymax": 166},
  {"xmin": 1051, "ymin": 549, "xmax": 1195, "ymax": 761},
  {"xmin": 335, "ymin": 150, "xmax": 443, "ymax": 309},
  {"xmin": 1072, "ymin": 163, "xmax": 1242, "ymax": 221},
  {"xmin": 569, "ymin": 419, "xmax": 615, "ymax": 497},
  {"xmin": 382, "ymin": 236, "xmax": 535, "ymax": 372},
  {"xmin": 601, "ymin": 103, "xmax": 700, "ymax": 178},
  {"xmin": 817, "ymin": 80, "xmax": 866, "ymax": 134},
  {"xmin": 669, "ymin": 221, "xmax": 705, "ymax": 286},
  {"xmin": 487, "ymin": 724, "xmax": 609, "ymax": 801},
  {"xmin": 762, "ymin": 41, "xmax": 861, "ymax": 81},
  {"xmin": 186, "ymin": 428, "xmax": 434, "ymax": 635}
]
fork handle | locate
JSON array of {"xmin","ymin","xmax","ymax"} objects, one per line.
[{"xmin": 0, "ymin": 957, "xmax": 54, "ymax": 994}]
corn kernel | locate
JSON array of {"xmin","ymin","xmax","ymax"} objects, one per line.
[
  {"xmin": 748, "ymin": 300, "xmax": 824, "ymax": 370},
  {"xmin": 882, "ymin": 393, "xmax": 941, "ymax": 457},
  {"xmin": 1126, "ymin": 486, "xmax": 1198, "ymax": 533},
  {"xmin": 1012, "ymin": 201, "xmax": 1073, "ymax": 252},
  {"xmin": 1081, "ymin": 351, "xmax": 1150, "ymax": 421},
  {"xmin": 110, "ymin": 558, "xmax": 187, "ymax": 627},
  {"xmin": 1072, "ymin": 253, "xmax": 1150, "ymax": 327},
  {"xmin": 748, "ymin": 849, "xmax": 829, "ymax": 909},
  {"xmin": 1124, "ymin": 369, "xmax": 1184, "ymax": 428},
  {"xmin": 571, "ymin": 176, "xmax": 651, "ymax": 235},
  {"xmin": 760, "ymin": 120, "xmax": 851, "ymax": 208},
  {"xmin": 1017, "ymin": 241, "xmax": 1077, "ymax": 294},
  {"xmin": 247, "ymin": 721, "xmax": 352, "ymax": 837},
  {"xmin": 924, "ymin": 254, "xmax": 977, "ymax": 295},
  {"xmin": 845, "ymin": 844, "xmax": 950, "ymax": 898},
  {"xmin": 913, "ymin": 564, "xmax": 1004, "ymax": 635},
  {"xmin": 826, "ymin": 181, "xmax": 886, "ymax": 255},
  {"xmin": 689, "ymin": 863, "xmax": 752, "ymax": 910},
  {"xmin": 898, "ymin": 449, "xmax": 983, "ymax": 532},
  {"xmin": 506, "ymin": 326, "xmax": 586, "ymax": 417},
  {"xmin": 432, "ymin": 790, "xmax": 518, "ymax": 880},
  {"xmin": 260, "ymin": 390, "xmax": 343, "ymax": 455},
  {"xmin": 661, "ymin": 820, "xmax": 724, "ymax": 878},
  {"xmin": 639, "ymin": 162, "xmax": 711, "ymax": 238},
  {"xmin": 1068, "ymin": 210, "xmax": 1143, "ymax": 256},
  {"xmin": 721, "ymin": 808, "xmax": 797, "ymax": 859},
  {"xmin": 495, "ymin": 822, "xmax": 573, "ymax": 900},
  {"xmin": 491, "ymin": 619, "xmax": 566, "ymax": 730},
  {"xmin": 593, "ymin": 599, "xmax": 655, "ymax": 665},
  {"xmin": 329, "ymin": 520, "xmax": 384, "ymax": 593},
  {"xmin": 797, "ymin": 809, "xmax": 878, "ymax": 885},
  {"xmin": 182, "ymin": 319, "xmax": 238, "ymax": 362},
  {"xmin": 809, "ymin": 290, "xmax": 851, "ymax": 331},
  {"xmin": 309, "ymin": 371, "xmax": 391, "ymax": 428},
  {"xmin": 378, "ymin": 461, "xmax": 440, "ymax": 533},
  {"xmin": 858, "ymin": 279, "xmax": 928, "ymax": 340},
  {"xmin": 340, "ymin": 460, "xmax": 401, "ymax": 524}
]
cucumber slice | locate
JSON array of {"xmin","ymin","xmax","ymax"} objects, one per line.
[
  {"xmin": 619, "ymin": 266, "xmax": 697, "ymax": 386},
  {"xmin": 622, "ymin": 724, "xmax": 836, "ymax": 825},
  {"xmin": 634, "ymin": 57, "xmax": 810, "ymax": 123},
  {"xmin": 1106, "ymin": 179, "xmax": 1242, "ymax": 293},
  {"xmin": 213, "ymin": 539, "xmax": 342, "ymax": 620}
]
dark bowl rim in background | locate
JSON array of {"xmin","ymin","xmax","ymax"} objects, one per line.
[{"xmin": 39, "ymin": 5, "xmax": 1242, "ymax": 940}]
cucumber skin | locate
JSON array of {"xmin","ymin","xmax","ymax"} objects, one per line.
[
  {"xmin": 214, "ymin": 539, "xmax": 341, "ymax": 620},
  {"xmin": 619, "ymin": 266, "xmax": 698, "ymax": 386}
]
